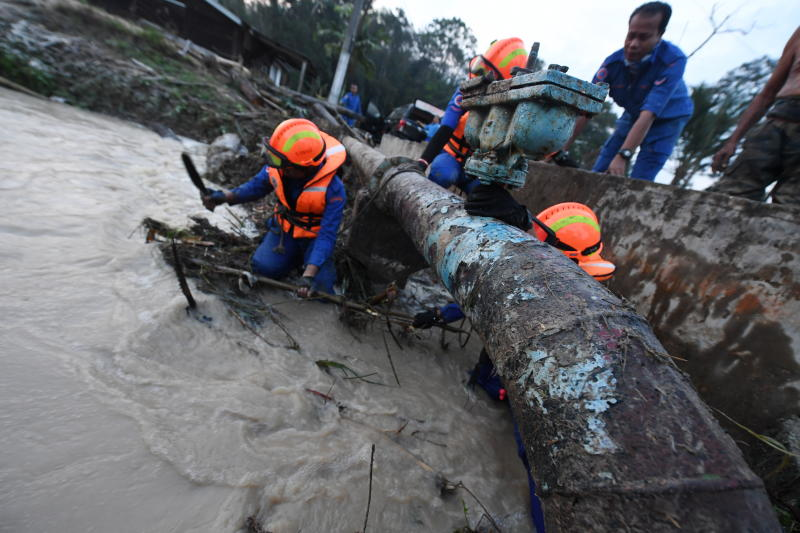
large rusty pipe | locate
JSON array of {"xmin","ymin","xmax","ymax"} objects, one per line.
[{"xmin": 342, "ymin": 137, "xmax": 780, "ymax": 532}]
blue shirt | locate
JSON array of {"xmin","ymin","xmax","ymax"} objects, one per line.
[
  {"xmin": 230, "ymin": 166, "xmax": 347, "ymax": 268},
  {"xmin": 424, "ymin": 122, "xmax": 441, "ymax": 141},
  {"xmin": 592, "ymin": 40, "xmax": 693, "ymax": 120},
  {"xmin": 340, "ymin": 92, "xmax": 361, "ymax": 115}
]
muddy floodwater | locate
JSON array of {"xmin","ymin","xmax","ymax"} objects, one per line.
[{"xmin": 0, "ymin": 88, "xmax": 533, "ymax": 532}]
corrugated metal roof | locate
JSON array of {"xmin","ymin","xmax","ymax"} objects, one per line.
[{"xmin": 200, "ymin": 0, "xmax": 241, "ymax": 25}]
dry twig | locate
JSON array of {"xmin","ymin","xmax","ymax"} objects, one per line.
[{"xmin": 362, "ymin": 444, "xmax": 376, "ymax": 533}]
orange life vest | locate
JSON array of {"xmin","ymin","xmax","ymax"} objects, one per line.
[
  {"xmin": 268, "ymin": 136, "xmax": 346, "ymax": 238},
  {"xmin": 443, "ymin": 112, "xmax": 472, "ymax": 164}
]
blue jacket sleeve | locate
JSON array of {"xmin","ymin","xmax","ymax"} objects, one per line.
[
  {"xmin": 641, "ymin": 56, "xmax": 688, "ymax": 117},
  {"xmin": 306, "ymin": 176, "xmax": 346, "ymax": 268},
  {"xmin": 591, "ymin": 49, "xmax": 621, "ymax": 84},
  {"xmin": 439, "ymin": 302, "xmax": 465, "ymax": 323},
  {"xmin": 230, "ymin": 166, "xmax": 274, "ymax": 204},
  {"xmin": 441, "ymin": 89, "xmax": 466, "ymax": 129}
]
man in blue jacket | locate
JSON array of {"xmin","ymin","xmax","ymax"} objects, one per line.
[
  {"xmin": 340, "ymin": 83, "xmax": 362, "ymax": 127},
  {"xmin": 558, "ymin": 2, "xmax": 693, "ymax": 181}
]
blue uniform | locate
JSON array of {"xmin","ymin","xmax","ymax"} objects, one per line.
[
  {"xmin": 591, "ymin": 40, "xmax": 693, "ymax": 181},
  {"xmin": 230, "ymin": 166, "xmax": 346, "ymax": 293},
  {"xmin": 428, "ymin": 89, "xmax": 480, "ymax": 194},
  {"xmin": 436, "ymin": 302, "xmax": 546, "ymax": 533},
  {"xmin": 340, "ymin": 92, "xmax": 362, "ymax": 127},
  {"xmin": 424, "ymin": 122, "xmax": 441, "ymax": 141}
]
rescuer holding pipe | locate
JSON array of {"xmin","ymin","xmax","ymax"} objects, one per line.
[
  {"xmin": 413, "ymin": 203, "xmax": 615, "ymax": 533},
  {"xmin": 707, "ymin": 26, "xmax": 800, "ymax": 205},
  {"xmin": 555, "ymin": 2, "xmax": 693, "ymax": 181},
  {"xmin": 417, "ymin": 38, "xmax": 529, "ymax": 194}
]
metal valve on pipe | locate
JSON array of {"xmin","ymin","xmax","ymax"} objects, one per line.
[{"xmin": 460, "ymin": 42, "xmax": 609, "ymax": 188}]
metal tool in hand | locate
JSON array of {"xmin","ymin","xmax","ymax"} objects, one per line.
[{"xmin": 181, "ymin": 152, "xmax": 208, "ymax": 195}]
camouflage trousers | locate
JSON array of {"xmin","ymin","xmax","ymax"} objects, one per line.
[{"xmin": 707, "ymin": 99, "xmax": 800, "ymax": 205}]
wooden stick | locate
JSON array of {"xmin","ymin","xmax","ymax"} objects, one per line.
[
  {"xmin": 227, "ymin": 305, "xmax": 278, "ymax": 348},
  {"xmin": 382, "ymin": 332, "xmax": 401, "ymax": 387},
  {"xmin": 362, "ymin": 444, "xmax": 376, "ymax": 533},
  {"xmin": 171, "ymin": 239, "xmax": 197, "ymax": 308},
  {"xmin": 185, "ymin": 258, "xmax": 468, "ymax": 334}
]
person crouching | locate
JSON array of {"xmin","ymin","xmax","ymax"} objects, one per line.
[{"xmin": 203, "ymin": 118, "xmax": 347, "ymax": 297}]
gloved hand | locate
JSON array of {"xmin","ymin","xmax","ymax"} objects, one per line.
[
  {"xmin": 387, "ymin": 156, "xmax": 427, "ymax": 175},
  {"xmin": 552, "ymin": 150, "xmax": 579, "ymax": 168},
  {"xmin": 202, "ymin": 189, "xmax": 227, "ymax": 212},
  {"xmin": 412, "ymin": 309, "xmax": 440, "ymax": 329},
  {"xmin": 296, "ymin": 276, "xmax": 315, "ymax": 298},
  {"xmin": 465, "ymin": 183, "xmax": 532, "ymax": 231}
]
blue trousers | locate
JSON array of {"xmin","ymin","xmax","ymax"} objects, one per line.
[
  {"xmin": 471, "ymin": 355, "xmax": 546, "ymax": 532},
  {"xmin": 251, "ymin": 218, "xmax": 337, "ymax": 293},
  {"xmin": 593, "ymin": 113, "xmax": 690, "ymax": 181},
  {"xmin": 428, "ymin": 152, "xmax": 479, "ymax": 193}
]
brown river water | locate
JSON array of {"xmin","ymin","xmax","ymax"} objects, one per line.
[{"xmin": 0, "ymin": 88, "xmax": 532, "ymax": 532}]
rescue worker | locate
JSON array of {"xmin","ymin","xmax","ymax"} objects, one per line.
[
  {"xmin": 412, "ymin": 203, "xmax": 615, "ymax": 533},
  {"xmin": 415, "ymin": 202, "xmax": 616, "ymax": 329},
  {"xmin": 340, "ymin": 83, "xmax": 362, "ymax": 127},
  {"xmin": 707, "ymin": 27, "xmax": 800, "ymax": 205},
  {"xmin": 556, "ymin": 2, "xmax": 693, "ymax": 181},
  {"xmin": 202, "ymin": 118, "xmax": 347, "ymax": 297},
  {"xmin": 418, "ymin": 38, "xmax": 529, "ymax": 194}
]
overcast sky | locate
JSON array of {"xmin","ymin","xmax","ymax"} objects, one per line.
[
  {"xmin": 371, "ymin": 0, "xmax": 798, "ymax": 187},
  {"xmin": 372, "ymin": 0, "xmax": 798, "ymax": 86}
]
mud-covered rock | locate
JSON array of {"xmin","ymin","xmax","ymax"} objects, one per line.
[{"xmin": 206, "ymin": 133, "xmax": 249, "ymax": 176}]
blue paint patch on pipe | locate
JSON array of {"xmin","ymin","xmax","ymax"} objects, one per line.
[{"xmin": 423, "ymin": 215, "xmax": 530, "ymax": 294}]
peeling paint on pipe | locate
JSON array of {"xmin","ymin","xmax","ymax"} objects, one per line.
[{"xmin": 343, "ymin": 136, "xmax": 781, "ymax": 532}]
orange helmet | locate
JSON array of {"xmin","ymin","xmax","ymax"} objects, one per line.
[
  {"xmin": 530, "ymin": 203, "xmax": 616, "ymax": 282},
  {"xmin": 262, "ymin": 118, "xmax": 326, "ymax": 168},
  {"xmin": 469, "ymin": 37, "xmax": 527, "ymax": 80}
]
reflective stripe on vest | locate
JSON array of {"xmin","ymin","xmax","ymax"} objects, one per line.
[
  {"xmin": 444, "ymin": 112, "xmax": 471, "ymax": 163},
  {"xmin": 269, "ymin": 168, "xmax": 335, "ymax": 238}
]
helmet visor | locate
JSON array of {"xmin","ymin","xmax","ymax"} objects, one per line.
[
  {"xmin": 469, "ymin": 54, "xmax": 502, "ymax": 80},
  {"xmin": 260, "ymin": 136, "xmax": 327, "ymax": 169},
  {"xmin": 261, "ymin": 138, "xmax": 293, "ymax": 169},
  {"xmin": 531, "ymin": 216, "xmax": 602, "ymax": 256}
]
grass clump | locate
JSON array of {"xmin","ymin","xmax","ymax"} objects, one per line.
[{"xmin": 0, "ymin": 49, "xmax": 55, "ymax": 94}]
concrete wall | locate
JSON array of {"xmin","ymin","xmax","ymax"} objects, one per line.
[
  {"xmin": 377, "ymin": 134, "xmax": 425, "ymax": 159},
  {"xmin": 514, "ymin": 162, "xmax": 800, "ymax": 434},
  {"xmin": 367, "ymin": 136, "xmax": 799, "ymax": 435}
]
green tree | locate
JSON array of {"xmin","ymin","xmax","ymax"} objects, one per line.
[
  {"xmin": 416, "ymin": 18, "xmax": 477, "ymax": 84},
  {"xmin": 570, "ymin": 102, "xmax": 618, "ymax": 169},
  {"xmin": 219, "ymin": 0, "xmax": 475, "ymax": 115}
]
